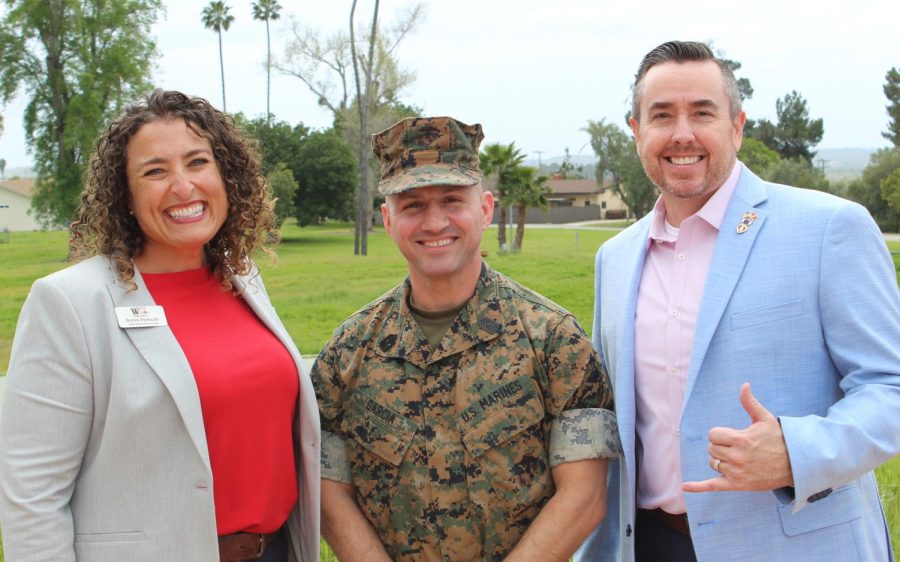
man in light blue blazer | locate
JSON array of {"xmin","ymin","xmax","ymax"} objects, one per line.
[{"xmin": 576, "ymin": 41, "xmax": 900, "ymax": 562}]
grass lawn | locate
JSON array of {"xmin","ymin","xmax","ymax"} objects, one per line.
[
  {"xmin": 0, "ymin": 223, "xmax": 618, "ymax": 366},
  {"xmin": 0, "ymin": 225, "xmax": 898, "ymax": 559}
]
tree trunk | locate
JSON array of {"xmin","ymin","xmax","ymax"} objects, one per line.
[
  {"xmin": 265, "ymin": 19, "xmax": 271, "ymax": 122},
  {"xmin": 350, "ymin": 0, "xmax": 363, "ymax": 255},
  {"xmin": 497, "ymin": 203, "xmax": 507, "ymax": 251},
  {"xmin": 514, "ymin": 203, "xmax": 527, "ymax": 252},
  {"xmin": 349, "ymin": 0, "xmax": 379, "ymax": 256},
  {"xmin": 218, "ymin": 30, "xmax": 226, "ymax": 111}
]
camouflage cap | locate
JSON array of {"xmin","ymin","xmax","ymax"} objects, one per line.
[{"xmin": 372, "ymin": 116, "xmax": 484, "ymax": 195}]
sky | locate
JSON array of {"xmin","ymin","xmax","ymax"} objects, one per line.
[{"xmin": 0, "ymin": 0, "xmax": 898, "ymax": 171}]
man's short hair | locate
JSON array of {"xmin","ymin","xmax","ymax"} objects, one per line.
[{"xmin": 631, "ymin": 41, "xmax": 743, "ymax": 122}]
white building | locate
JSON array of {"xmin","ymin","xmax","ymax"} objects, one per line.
[{"xmin": 0, "ymin": 179, "xmax": 41, "ymax": 231}]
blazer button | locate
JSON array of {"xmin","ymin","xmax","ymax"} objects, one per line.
[
  {"xmin": 625, "ymin": 524, "xmax": 632, "ymax": 537},
  {"xmin": 807, "ymin": 488, "xmax": 833, "ymax": 503}
]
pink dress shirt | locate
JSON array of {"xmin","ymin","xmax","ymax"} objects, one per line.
[{"xmin": 633, "ymin": 162, "xmax": 742, "ymax": 514}]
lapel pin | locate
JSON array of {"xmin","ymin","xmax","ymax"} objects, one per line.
[{"xmin": 736, "ymin": 211, "xmax": 758, "ymax": 234}]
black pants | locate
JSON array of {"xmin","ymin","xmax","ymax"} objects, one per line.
[{"xmin": 635, "ymin": 509, "xmax": 697, "ymax": 562}]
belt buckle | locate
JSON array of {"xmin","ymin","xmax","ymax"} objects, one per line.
[{"xmin": 255, "ymin": 533, "xmax": 266, "ymax": 559}]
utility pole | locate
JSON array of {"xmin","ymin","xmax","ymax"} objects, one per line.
[
  {"xmin": 534, "ymin": 150, "xmax": 545, "ymax": 170},
  {"xmin": 816, "ymin": 158, "xmax": 827, "ymax": 174}
]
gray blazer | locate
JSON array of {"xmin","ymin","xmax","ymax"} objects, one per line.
[{"xmin": 0, "ymin": 255, "xmax": 321, "ymax": 562}]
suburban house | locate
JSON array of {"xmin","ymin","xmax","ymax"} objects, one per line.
[
  {"xmin": 0, "ymin": 178, "xmax": 41, "ymax": 231},
  {"xmin": 483, "ymin": 175, "xmax": 629, "ymax": 224}
]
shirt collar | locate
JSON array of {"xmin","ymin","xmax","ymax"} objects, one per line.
[{"xmin": 647, "ymin": 160, "xmax": 742, "ymax": 242}]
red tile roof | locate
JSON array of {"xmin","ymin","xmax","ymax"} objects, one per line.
[{"xmin": 0, "ymin": 178, "xmax": 36, "ymax": 197}]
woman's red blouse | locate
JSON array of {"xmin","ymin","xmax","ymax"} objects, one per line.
[{"xmin": 143, "ymin": 268, "xmax": 299, "ymax": 535}]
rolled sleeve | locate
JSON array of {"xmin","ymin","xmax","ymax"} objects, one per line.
[
  {"xmin": 549, "ymin": 408, "xmax": 621, "ymax": 467},
  {"xmin": 320, "ymin": 430, "xmax": 353, "ymax": 483}
]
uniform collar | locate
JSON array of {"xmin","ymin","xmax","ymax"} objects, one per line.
[{"xmin": 374, "ymin": 264, "xmax": 508, "ymax": 369}]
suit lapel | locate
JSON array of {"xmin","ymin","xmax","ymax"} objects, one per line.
[
  {"xmin": 106, "ymin": 267, "xmax": 310, "ymax": 475},
  {"xmin": 683, "ymin": 168, "xmax": 768, "ymax": 403},
  {"xmin": 234, "ymin": 274, "xmax": 306, "ymax": 377},
  {"xmin": 617, "ymin": 217, "xmax": 653, "ymax": 479},
  {"xmin": 106, "ymin": 268, "xmax": 211, "ymax": 471}
]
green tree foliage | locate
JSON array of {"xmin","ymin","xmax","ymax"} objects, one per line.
[
  {"xmin": 202, "ymin": 0, "xmax": 234, "ymax": 111},
  {"xmin": 618, "ymin": 149, "xmax": 658, "ymax": 219},
  {"xmin": 738, "ymin": 137, "xmax": 780, "ymax": 176},
  {"xmin": 846, "ymin": 148, "xmax": 900, "ymax": 232},
  {"xmin": 237, "ymin": 115, "xmax": 355, "ymax": 226},
  {"xmin": 0, "ymin": 0, "xmax": 162, "ymax": 226},
  {"xmin": 583, "ymin": 118, "xmax": 656, "ymax": 218},
  {"xmin": 276, "ymin": 3, "xmax": 422, "ymax": 254},
  {"xmin": 293, "ymin": 129, "xmax": 356, "ymax": 226},
  {"xmin": 480, "ymin": 142, "xmax": 525, "ymax": 252},
  {"xmin": 236, "ymin": 114, "xmax": 309, "ymax": 175},
  {"xmin": 251, "ymin": 0, "xmax": 281, "ymax": 123},
  {"xmin": 747, "ymin": 90, "xmax": 823, "ymax": 162},
  {"xmin": 0, "ymin": 157, "xmax": 6, "ymax": 179},
  {"xmin": 743, "ymin": 118, "xmax": 778, "ymax": 149},
  {"xmin": 884, "ymin": 67, "xmax": 900, "ymax": 147},
  {"xmin": 882, "ymin": 168, "xmax": 900, "ymax": 211},
  {"xmin": 583, "ymin": 118, "xmax": 629, "ymax": 189},
  {"xmin": 720, "ymin": 57, "xmax": 754, "ymax": 102},
  {"xmin": 505, "ymin": 166, "xmax": 551, "ymax": 253},
  {"xmin": 267, "ymin": 161, "xmax": 297, "ymax": 226},
  {"xmin": 334, "ymin": 96, "xmax": 420, "ymax": 205},
  {"xmin": 762, "ymin": 158, "xmax": 830, "ymax": 192}
]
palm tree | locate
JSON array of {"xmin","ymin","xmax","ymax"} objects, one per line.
[
  {"xmin": 251, "ymin": 0, "xmax": 281, "ymax": 123},
  {"xmin": 479, "ymin": 142, "xmax": 524, "ymax": 252},
  {"xmin": 202, "ymin": 1, "xmax": 234, "ymax": 112},
  {"xmin": 582, "ymin": 118, "xmax": 629, "ymax": 190},
  {"xmin": 506, "ymin": 166, "xmax": 551, "ymax": 252}
]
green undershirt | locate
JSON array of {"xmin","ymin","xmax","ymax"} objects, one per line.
[{"xmin": 408, "ymin": 294, "xmax": 465, "ymax": 348}]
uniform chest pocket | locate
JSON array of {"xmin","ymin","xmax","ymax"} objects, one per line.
[
  {"xmin": 340, "ymin": 391, "xmax": 419, "ymax": 465},
  {"xmin": 461, "ymin": 377, "xmax": 553, "ymax": 515},
  {"xmin": 340, "ymin": 392, "xmax": 421, "ymax": 534}
]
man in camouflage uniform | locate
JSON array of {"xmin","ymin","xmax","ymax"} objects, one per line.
[{"xmin": 312, "ymin": 116, "xmax": 621, "ymax": 562}]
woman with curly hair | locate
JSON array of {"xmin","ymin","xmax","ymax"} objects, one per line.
[{"xmin": 0, "ymin": 90, "xmax": 320, "ymax": 562}]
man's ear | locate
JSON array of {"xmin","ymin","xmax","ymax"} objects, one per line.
[
  {"xmin": 630, "ymin": 115, "xmax": 640, "ymax": 143},
  {"xmin": 381, "ymin": 202, "xmax": 392, "ymax": 235},
  {"xmin": 733, "ymin": 111, "xmax": 747, "ymax": 151},
  {"xmin": 481, "ymin": 189, "xmax": 494, "ymax": 229}
]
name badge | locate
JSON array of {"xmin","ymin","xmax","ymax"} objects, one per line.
[{"xmin": 115, "ymin": 305, "xmax": 168, "ymax": 328}]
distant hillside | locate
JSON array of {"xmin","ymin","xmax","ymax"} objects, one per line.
[
  {"xmin": 525, "ymin": 148, "xmax": 882, "ymax": 182},
  {"xmin": 816, "ymin": 148, "xmax": 877, "ymax": 180},
  {"xmin": 2, "ymin": 166, "xmax": 35, "ymax": 179}
]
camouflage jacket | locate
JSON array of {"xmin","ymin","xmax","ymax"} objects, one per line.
[{"xmin": 312, "ymin": 265, "xmax": 620, "ymax": 561}]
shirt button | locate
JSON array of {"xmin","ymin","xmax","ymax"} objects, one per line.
[
  {"xmin": 669, "ymin": 367, "xmax": 678, "ymax": 376},
  {"xmin": 677, "ymin": 253, "xmax": 686, "ymax": 261},
  {"xmin": 670, "ymin": 309, "xmax": 680, "ymax": 317},
  {"xmin": 674, "ymin": 427, "xmax": 681, "ymax": 435}
]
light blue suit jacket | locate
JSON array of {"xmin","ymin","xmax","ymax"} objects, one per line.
[{"xmin": 577, "ymin": 165, "xmax": 900, "ymax": 561}]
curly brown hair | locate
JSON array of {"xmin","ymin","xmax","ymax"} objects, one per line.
[{"xmin": 70, "ymin": 89, "xmax": 278, "ymax": 291}]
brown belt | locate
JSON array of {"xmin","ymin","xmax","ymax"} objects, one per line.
[
  {"xmin": 218, "ymin": 529, "xmax": 281, "ymax": 562},
  {"xmin": 639, "ymin": 507, "xmax": 691, "ymax": 536}
]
